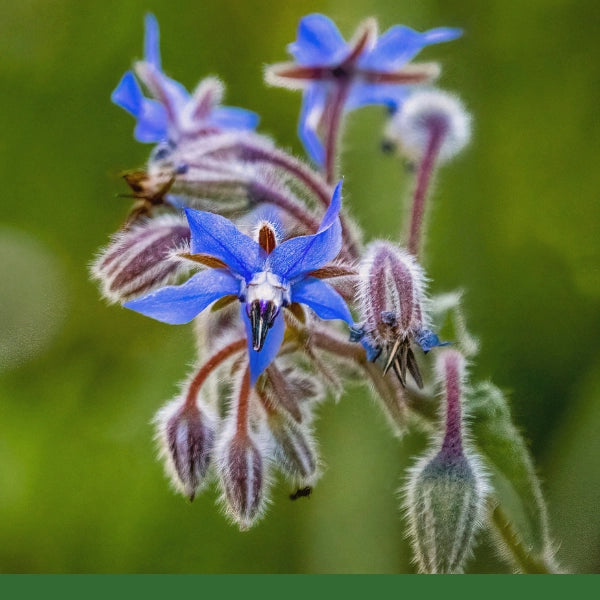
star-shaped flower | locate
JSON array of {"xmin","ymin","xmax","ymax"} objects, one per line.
[
  {"xmin": 266, "ymin": 13, "xmax": 461, "ymax": 166},
  {"xmin": 112, "ymin": 14, "xmax": 259, "ymax": 144},
  {"xmin": 124, "ymin": 181, "xmax": 352, "ymax": 383}
]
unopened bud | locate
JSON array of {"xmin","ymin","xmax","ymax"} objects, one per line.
[
  {"xmin": 385, "ymin": 90, "xmax": 471, "ymax": 164},
  {"xmin": 356, "ymin": 241, "xmax": 446, "ymax": 387},
  {"xmin": 358, "ymin": 241, "xmax": 426, "ymax": 345},
  {"xmin": 267, "ymin": 411, "xmax": 318, "ymax": 483},
  {"xmin": 403, "ymin": 350, "xmax": 488, "ymax": 573},
  {"xmin": 91, "ymin": 214, "xmax": 190, "ymax": 303},
  {"xmin": 155, "ymin": 397, "xmax": 216, "ymax": 501},
  {"xmin": 216, "ymin": 428, "xmax": 267, "ymax": 530}
]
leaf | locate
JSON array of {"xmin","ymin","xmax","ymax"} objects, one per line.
[{"xmin": 467, "ymin": 381, "xmax": 560, "ymax": 573}]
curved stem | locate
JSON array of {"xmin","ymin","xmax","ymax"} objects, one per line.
[
  {"xmin": 407, "ymin": 124, "xmax": 445, "ymax": 257},
  {"xmin": 489, "ymin": 501, "xmax": 555, "ymax": 574},
  {"xmin": 235, "ymin": 367, "xmax": 251, "ymax": 436},
  {"xmin": 324, "ymin": 83, "xmax": 350, "ymax": 186},
  {"xmin": 185, "ymin": 338, "xmax": 246, "ymax": 410}
]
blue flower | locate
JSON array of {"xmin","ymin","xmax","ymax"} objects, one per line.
[
  {"xmin": 266, "ymin": 14, "xmax": 461, "ymax": 165},
  {"xmin": 124, "ymin": 181, "xmax": 352, "ymax": 383},
  {"xmin": 112, "ymin": 14, "xmax": 259, "ymax": 144}
]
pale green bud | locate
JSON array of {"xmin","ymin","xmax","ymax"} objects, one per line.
[{"xmin": 404, "ymin": 350, "xmax": 488, "ymax": 573}]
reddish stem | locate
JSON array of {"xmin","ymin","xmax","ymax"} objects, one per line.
[
  {"xmin": 185, "ymin": 339, "xmax": 246, "ymax": 410},
  {"xmin": 440, "ymin": 352, "xmax": 463, "ymax": 458},
  {"xmin": 324, "ymin": 83, "xmax": 351, "ymax": 186},
  {"xmin": 407, "ymin": 123, "xmax": 446, "ymax": 257},
  {"xmin": 235, "ymin": 367, "xmax": 251, "ymax": 436}
]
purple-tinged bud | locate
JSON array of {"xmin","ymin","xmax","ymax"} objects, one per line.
[
  {"xmin": 214, "ymin": 366, "xmax": 269, "ymax": 530},
  {"xmin": 216, "ymin": 427, "xmax": 268, "ymax": 531},
  {"xmin": 356, "ymin": 241, "xmax": 445, "ymax": 387},
  {"xmin": 91, "ymin": 214, "xmax": 190, "ymax": 303},
  {"xmin": 155, "ymin": 397, "xmax": 216, "ymax": 501},
  {"xmin": 269, "ymin": 416, "xmax": 318, "ymax": 483},
  {"xmin": 257, "ymin": 388, "xmax": 319, "ymax": 483},
  {"xmin": 385, "ymin": 90, "xmax": 471, "ymax": 164},
  {"xmin": 403, "ymin": 350, "xmax": 488, "ymax": 573},
  {"xmin": 358, "ymin": 241, "xmax": 426, "ymax": 344}
]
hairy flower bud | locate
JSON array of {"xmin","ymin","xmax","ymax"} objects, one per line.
[
  {"xmin": 91, "ymin": 214, "xmax": 190, "ymax": 303},
  {"xmin": 155, "ymin": 397, "xmax": 216, "ymax": 501},
  {"xmin": 216, "ymin": 426, "xmax": 268, "ymax": 531},
  {"xmin": 266, "ymin": 410, "xmax": 318, "ymax": 483},
  {"xmin": 384, "ymin": 90, "xmax": 471, "ymax": 164},
  {"xmin": 356, "ymin": 241, "xmax": 446, "ymax": 387},
  {"xmin": 403, "ymin": 350, "xmax": 488, "ymax": 573}
]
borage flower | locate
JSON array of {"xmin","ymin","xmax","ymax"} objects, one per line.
[
  {"xmin": 124, "ymin": 181, "xmax": 352, "ymax": 383},
  {"xmin": 112, "ymin": 13, "xmax": 259, "ymax": 145},
  {"xmin": 266, "ymin": 13, "xmax": 461, "ymax": 167}
]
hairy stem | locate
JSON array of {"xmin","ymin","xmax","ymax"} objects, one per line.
[
  {"xmin": 324, "ymin": 83, "xmax": 351, "ymax": 186},
  {"xmin": 407, "ymin": 124, "xmax": 445, "ymax": 257},
  {"xmin": 489, "ymin": 501, "xmax": 556, "ymax": 574},
  {"xmin": 185, "ymin": 338, "xmax": 246, "ymax": 410},
  {"xmin": 235, "ymin": 367, "xmax": 251, "ymax": 436}
]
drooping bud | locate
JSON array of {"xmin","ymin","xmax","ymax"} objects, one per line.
[
  {"xmin": 356, "ymin": 241, "xmax": 446, "ymax": 387},
  {"xmin": 154, "ymin": 396, "xmax": 216, "ymax": 501},
  {"xmin": 384, "ymin": 89, "xmax": 471, "ymax": 164},
  {"xmin": 216, "ymin": 427, "xmax": 268, "ymax": 530},
  {"xmin": 403, "ymin": 350, "xmax": 488, "ymax": 573},
  {"xmin": 91, "ymin": 214, "xmax": 190, "ymax": 303},
  {"xmin": 257, "ymin": 385, "xmax": 319, "ymax": 483},
  {"xmin": 216, "ymin": 369, "xmax": 269, "ymax": 530},
  {"xmin": 269, "ymin": 414, "xmax": 318, "ymax": 483}
]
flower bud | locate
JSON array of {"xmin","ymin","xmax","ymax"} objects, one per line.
[
  {"xmin": 403, "ymin": 350, "xmax": 488, "ymax": 573},
  {"xmin": 267, "ymin": 411, "xmax": 318, "ymax": 483},
  {"xmin": 216, "ymin": 427, "xmax": 268, "ymax": 530},
  {"xmin": 356, "ymin": 241, "xmax": 446, "ymax": 387},
  {"xmin": 384, "ymin": 90, "xmax": 471, "ymax": 164},
  {"xmin": 155, "ymin": 397, "xmax": 216, "ymax": 501},
  {"xmin": 91, "ymin": 214, "xmax": 190, "ymax": 303}
]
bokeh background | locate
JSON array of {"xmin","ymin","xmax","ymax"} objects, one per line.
[{"xmin": 1, "ymin": 0, "xmax": 599, "ymax": 573}]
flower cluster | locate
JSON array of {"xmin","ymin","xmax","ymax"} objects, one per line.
[{"xmin": 91, "ymin": 11, "xmax": 558, "ymax": 574}]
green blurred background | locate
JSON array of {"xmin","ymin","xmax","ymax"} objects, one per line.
[{"xmin": 0, "ymin": 0, "xmax": 599, "ymax": 573}]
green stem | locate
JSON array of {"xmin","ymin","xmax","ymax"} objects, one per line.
[{"xmin": 489, "ymin": 501, "xmax": 556, "ymax": 574}]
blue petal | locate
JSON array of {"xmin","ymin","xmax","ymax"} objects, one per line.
[
  {"xmin": 211, "ymin": 106, "xmax": 260, "ymax": 130},
  {"xmin": 360, "ymin": 25, "xmax": 462, "ymax": 70},
  {"xmin": 139, "ymin": 62, "xmax": 190, "ymax": 121},
  {"xmin": 318, "ymin": 179, "xmax": 342, "ymax": 231},
  {"xmin": 242, "ymin": 306, "xmax": 285, "ymax": 384},
  {"xmin": 184, "ymin": 208, "xmax": 265, "ymax": 280},
  {"xmin": 288, "ymin": 14, "xmax": 347, "ymax": 66},
  {"xmin": 346, "ymin": 81, "xmax": 408, "ymax": 111},
  {"xmin": 415, "ymin": 329, "xmax": 451, "ymax": 353},
  {"xmin": 144, "ymin": 13, "xmax": 161, "ymax": 69},
  {"xmin": 298, "ymin": 83, "xmax": 328, "ymax": 166},
  {"xmin": 111, "ymin": 71, "xmax": 143, "ymax": 116},
  {"xmin": 133, "ymin": 98, "xmax": 168, "ymax": 142},
  {"xmin": 268, "ymin": 181, "xmax": 343, "ymax": 280},
  {"xmin": 124, "ymin": 269, "xmax": 240, "ymax": 324},
  {"xmin": 291, "ymin": 277, "xmax": 353, "ymax": 324}
]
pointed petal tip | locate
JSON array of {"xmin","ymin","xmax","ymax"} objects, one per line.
[
  {"xmin": 144, "ymin": 13, "xmax": 161, "ymax": 69},
  {"xmin": 111, "ymin": 71, "xmax": 142, "ymax": 116}
]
